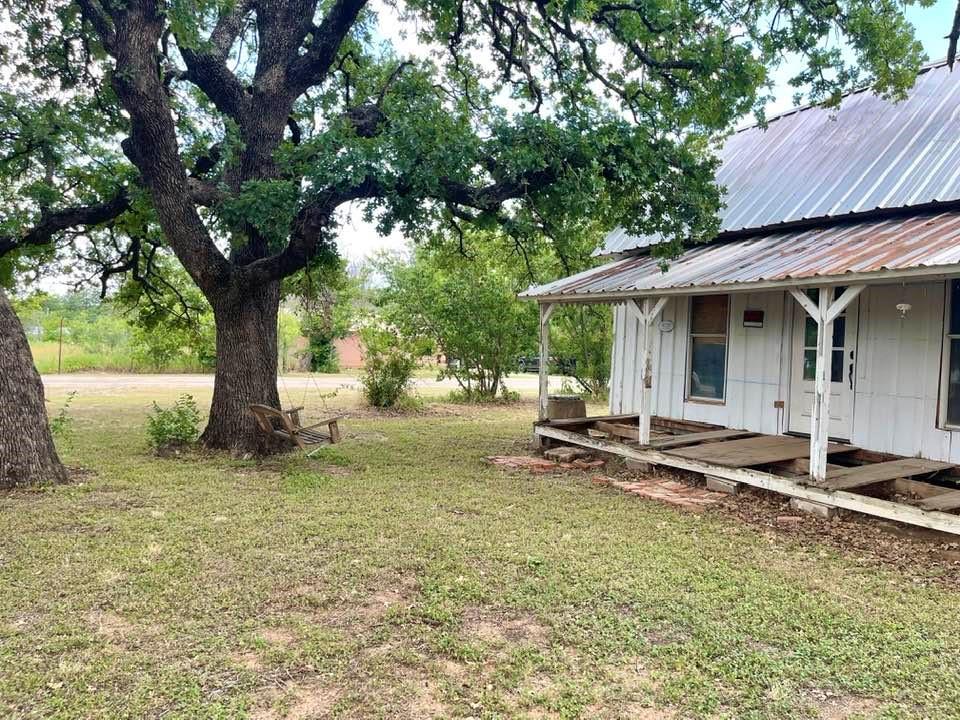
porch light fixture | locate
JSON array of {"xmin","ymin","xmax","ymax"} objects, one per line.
[{"xmin": 896, "ymin": 302, "xmax": 912, "ymax": 317}]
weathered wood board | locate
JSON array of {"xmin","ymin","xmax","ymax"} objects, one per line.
[
  {"xmin": 649, "ymin": 429, "xmax": 755, "ymax": 450},
  {"xmin": 534, "ymin": 424, "xmax": 960, "ymax": 536},
  {"xmin": 918, "ymin": 490, "xmax": 960, "ymax": 512},
  {"xmin": 594, "ymin": 420, "xmax": 639, "ymax": 440},
  {"xmin": 540, "ymin": 413, "xmax": 638, "ymax": 428},
  {"xmin": 818, "ymin": 458, "xmax": 954, "ymax": 491},
  {"xmin": 663, "ymin": 435, "xmax": 856, "ymax": 467}
]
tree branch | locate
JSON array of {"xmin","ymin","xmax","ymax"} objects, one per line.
[
  {"xmin": 75, "ymin": 0, "xmax": 117, "ymax": 51},
  {"xmin": 241, "ymin": 163, "xmax": 559, "ymax": 285},
  {"xmin": 177, "ymin": 43, "xmax": 249, "ymax": 121},
  {"xmin": 0, "ymin": 192, "xmax": 130, "ymax": 260},
  {"xmin": 949, "ymin": 0, "xmax": 960, "ymax": 68},
  {"xmin": 171, "ymin": 0, "xmax": 253, "ymax": 119},
  {"xmin": 286, "ymin": 0, "xmax": 370, "ymax": 96},
  {"xmin": 210, "ymin": 0, "xmax": 254, "ymax": 56}
]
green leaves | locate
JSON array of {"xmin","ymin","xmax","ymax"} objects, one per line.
[
  {"xmin": 374, "ymin": 236, "xmax": 539, "ymax": 400},
  {"xmin": 0, "ymin": 0, "xmax": 933, "ymax": 310},
  {"xmin": 219, "ymin": 180, "xmax": 302, "ymax": 250}
]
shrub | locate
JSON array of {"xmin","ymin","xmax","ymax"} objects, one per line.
[
  {"xmin": 375, "ymin": 244, "xmax": 535, "ymax": 402},
  {"xmin": 359, "ymin": 326, "xmax": 420, "ymax": 408},
  {"xmin": 447, "ymin": 386, "xmax": 520, "ymax": 404},
  {"xmin": 49, "ymin": 391, "xmax": 77, "ymax": 443},
  {"xmin": 146, "ymin": 394, "xmax": 201, "ymax": 453}
]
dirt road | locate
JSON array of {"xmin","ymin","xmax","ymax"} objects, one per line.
[{"xmin": 40, "ymin": 371, "xmax": 551, "ymax": 397}]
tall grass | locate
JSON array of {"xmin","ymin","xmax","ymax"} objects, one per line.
[{"xmin": 29, "ymin": 341, "xmax": 210, "ymax": 374}]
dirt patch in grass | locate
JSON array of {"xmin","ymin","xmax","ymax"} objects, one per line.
[
  {"xmin": 260, "ymin": 627, "xmax": 297, "ymax": 647},
  {"xmin": 312, "ymin": 464, "xmax": 352, "ymax": 477},
  {"xmin": 404, "ymin": 675, "xmax": 448, "ymax": 719},
  {"xmin": 608, "ymin": 657, "xmax": 656, "ymax": 691},
  {"xmin": 276, "ymin": 574, "xmax": 419, "ymax": 632},
  {"xmin": 345, "ymin": 430, "xmax": 390, "ymax": 443},
  {"xmin": 233, "ymin": 650, "xmax": 265, "ymax": 672},
  {"xmin": 86, "ymin": 609, "xmax": 140, "ymax": 647},
  {"xmin": 251, "ymin": 678, "xmax": 339, "ymax": 720},
  {"xmin": 234, "ymin": 467, "xmax": 283, "ymax": 481},
  {"xmin": 575, "ymin": 657, "xmax": 666, "ymax": 718},
  {"xmin": 710, "ymin": 483, "xmax": 960, "ymax": 587},
  {"xmin": 437, "ymin": 658, "xmax": 473, "ymax": 688},
  {"xmin": 803, "ymin": 689, "xmax": 881, "ymax": 719},
  {"xmin": 592, "ymin": 463, "xmax": 960, "ymax": 588},
  {"xmin": 461, "ymin": 606, "xmax": 550, "ymax": 648},
  {"xmin": 642, "ymin": 626, "xmax": 690, "ymax": 648},
  {"xmin": 611, "ymin": 705, "xmax": 676, "ymax": 720}
]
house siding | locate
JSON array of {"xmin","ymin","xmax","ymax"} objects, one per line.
[{"xmin": 608, "ymin": 281, "xmax": 960, "ymax": 462}]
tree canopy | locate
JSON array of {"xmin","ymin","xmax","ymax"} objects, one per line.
[{"xmin": 0, "ymin": 0, "xmax": 931, "ymax": 453}]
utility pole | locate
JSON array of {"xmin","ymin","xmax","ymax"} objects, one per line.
[{"xmin": 57, "ymin": 316, "xmax": 64, "ymax": 374}]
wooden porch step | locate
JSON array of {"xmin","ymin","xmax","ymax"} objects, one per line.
[
  {"xmin": 918, "ymin": 489, "xmax": 960, "ymax": 512},
  {"xmin": 663, "ymin": 435, "xmax": 857, "ymax": 467},
  {"xmin": 817, "ymin": 458, "xmax": 954, "ymax": 491},
  {"xmin": 648, "ymin": 429, "xmax": 755, "ymax": 450}
]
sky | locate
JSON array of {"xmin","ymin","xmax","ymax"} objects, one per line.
[{"xmin": 337, "ymin": 0, "xmax": 960, "ymax": 266}]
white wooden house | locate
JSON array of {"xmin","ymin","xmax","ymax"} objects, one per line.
[{"xmin": 522, "ymin": 61, "xmax": 960, "ymax": 535}]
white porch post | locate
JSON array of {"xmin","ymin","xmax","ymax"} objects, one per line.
[
  {"xmin": 630, "ymin": 297, "xmax": 668, "ymax": 446},
  {"xmin": 538, "ymin": 302, "xmax": 556, "ymax": 421},
  {"xmin": 788, "ymin": 285, "xmax": 864, "ymax": 483}
]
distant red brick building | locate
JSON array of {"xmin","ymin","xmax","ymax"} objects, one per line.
[
  {"xmin": 333, "ymin": 333, "xmax": 365, "ymax": 369},
  {"xmin": 331, "ymin": 331, "xmax": 445, "ymax": 370}
]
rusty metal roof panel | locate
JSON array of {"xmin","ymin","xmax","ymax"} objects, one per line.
[
  {"xmin": 601, "ymin": 62, "xmax": 960, "ymax": 256},
  {"xmin": 523, "ymin": 213, "xmax": 960, "ymax": 299}
]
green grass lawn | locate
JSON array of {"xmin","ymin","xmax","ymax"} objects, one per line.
[{"xmin": 2, "ymin": 386, "xmax": 960, "ymax": 719}]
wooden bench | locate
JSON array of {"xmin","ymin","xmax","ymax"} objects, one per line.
[{"xmin": 249, "ymin": 404, "xmax": 343, "ymax": 455}]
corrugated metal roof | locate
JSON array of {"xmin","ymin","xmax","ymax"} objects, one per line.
[
  {"xmin": 524, "ymin": 212, "xmax": 960, "ymax": 300},
  {"xmin": 602, "ymin": 61, "xmax": 960, "ymax": 256}
]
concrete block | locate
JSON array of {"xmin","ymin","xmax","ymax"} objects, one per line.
[
  {"xmin": 705, "ymin": 476, "xmax": 741, "ymax": 495},
  {"xmin": 530, "ymin": 433, "xmax": 554, "ymax": 451},
  {"xmin": 789, "ymin": 497, "xmax": 839, "ymax": 520},
  {"xmin": 626, "ymin": 459, "xmax": 652, "ymax": 473},
  {"xmin": 544, "ymin": 446, "xmax": 593, "ymax": 462}
]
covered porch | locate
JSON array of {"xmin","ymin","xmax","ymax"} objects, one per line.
[
  {"xmin": 523, "ymin": 213, "xmax": 960, "ymax": 536},
  {"xmin": 535, "ymin": 412, "xmax": 960, "ymax": 535}
]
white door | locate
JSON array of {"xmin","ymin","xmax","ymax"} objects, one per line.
[{"xmin": 788, "ymin": 288, "xmax": 859, "ymax": 440}]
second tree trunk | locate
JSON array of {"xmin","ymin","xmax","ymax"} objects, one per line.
[{"xmin": 0, "ymin": 289, "xmax": 68, "ymax": 488}]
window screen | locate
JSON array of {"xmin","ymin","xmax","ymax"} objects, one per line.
[
  {"xmin": 945, "ymin": 281, "xmax": 960, "ymax": 426},
  {"xmin": 688, "ymin": 295, "xmax": 728, "ymax": 401}
]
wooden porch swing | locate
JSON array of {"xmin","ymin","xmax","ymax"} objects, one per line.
[
  {"xmin": 250, "ymin": 326, "xmax": 345, "ymax": 455},
  {"xmin": 249, "ymin": 404, "xmax": 343, "ymax": 455}
]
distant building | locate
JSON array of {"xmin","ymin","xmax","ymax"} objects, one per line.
[{"xmin": 333, "ymin": 333, "xmax": 365, "ymax": 369}]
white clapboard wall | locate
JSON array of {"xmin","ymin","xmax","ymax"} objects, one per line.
[{"xmin": 608, "ymin": 282, "xmax": 960, "ymax": 462}]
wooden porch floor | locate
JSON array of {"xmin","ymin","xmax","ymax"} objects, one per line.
[{"xmin": 535, "ymin": 414, "xmax": 960, "ymax": 536}]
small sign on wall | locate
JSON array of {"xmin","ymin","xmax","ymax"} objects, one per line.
[{"xmin": 743, "ymin": 309, "xmax": 764, "ymax": 328}]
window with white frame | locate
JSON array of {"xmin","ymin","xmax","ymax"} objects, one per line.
[
  {"xmin": 687, "ymin": 295, "xmax": 729, "ymax": 401},
  {"xmin": 943, "ymin": 280, "xmax": 960, "ymax": 427}
]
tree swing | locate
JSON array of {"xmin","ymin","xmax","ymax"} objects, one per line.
[{"xmin": 249, "ymin": 373, "xmax": 343, "ymax": 456}]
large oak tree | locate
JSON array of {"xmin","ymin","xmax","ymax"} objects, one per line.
[{"xmin": 1, "ymin": 0, "xmax": 928, "ymax": 456}]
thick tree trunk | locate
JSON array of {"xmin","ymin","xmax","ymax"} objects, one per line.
[
  {"xmin": 0, "ymin": 289, "xmax": 68, "ymax": 488},
  {"xmin": 200, "ymin": 281, "xmax": 287, "ymax": 456}
]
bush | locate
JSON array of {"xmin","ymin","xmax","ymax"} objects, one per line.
[
  {"xmin": 375, "ymin": 244, "xmax": 535, "ymax": 401},
  {"xmin": 308, "ymin": 335, "xmax": 341, "ymax": 373},
  {"xmin": 146, "ymin": 394, "xmax": 201, "ymax": 453},
  {"xmin": 359, "ymin": 327, "xmax": 420, "ymax": 408},
  {"xmin": 49, "ymin": 391, "xmax": 77, "ymax": 444},
  {"xmin": 447, "ymin": 386, "xmax": 520, "ymax": 404}
]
